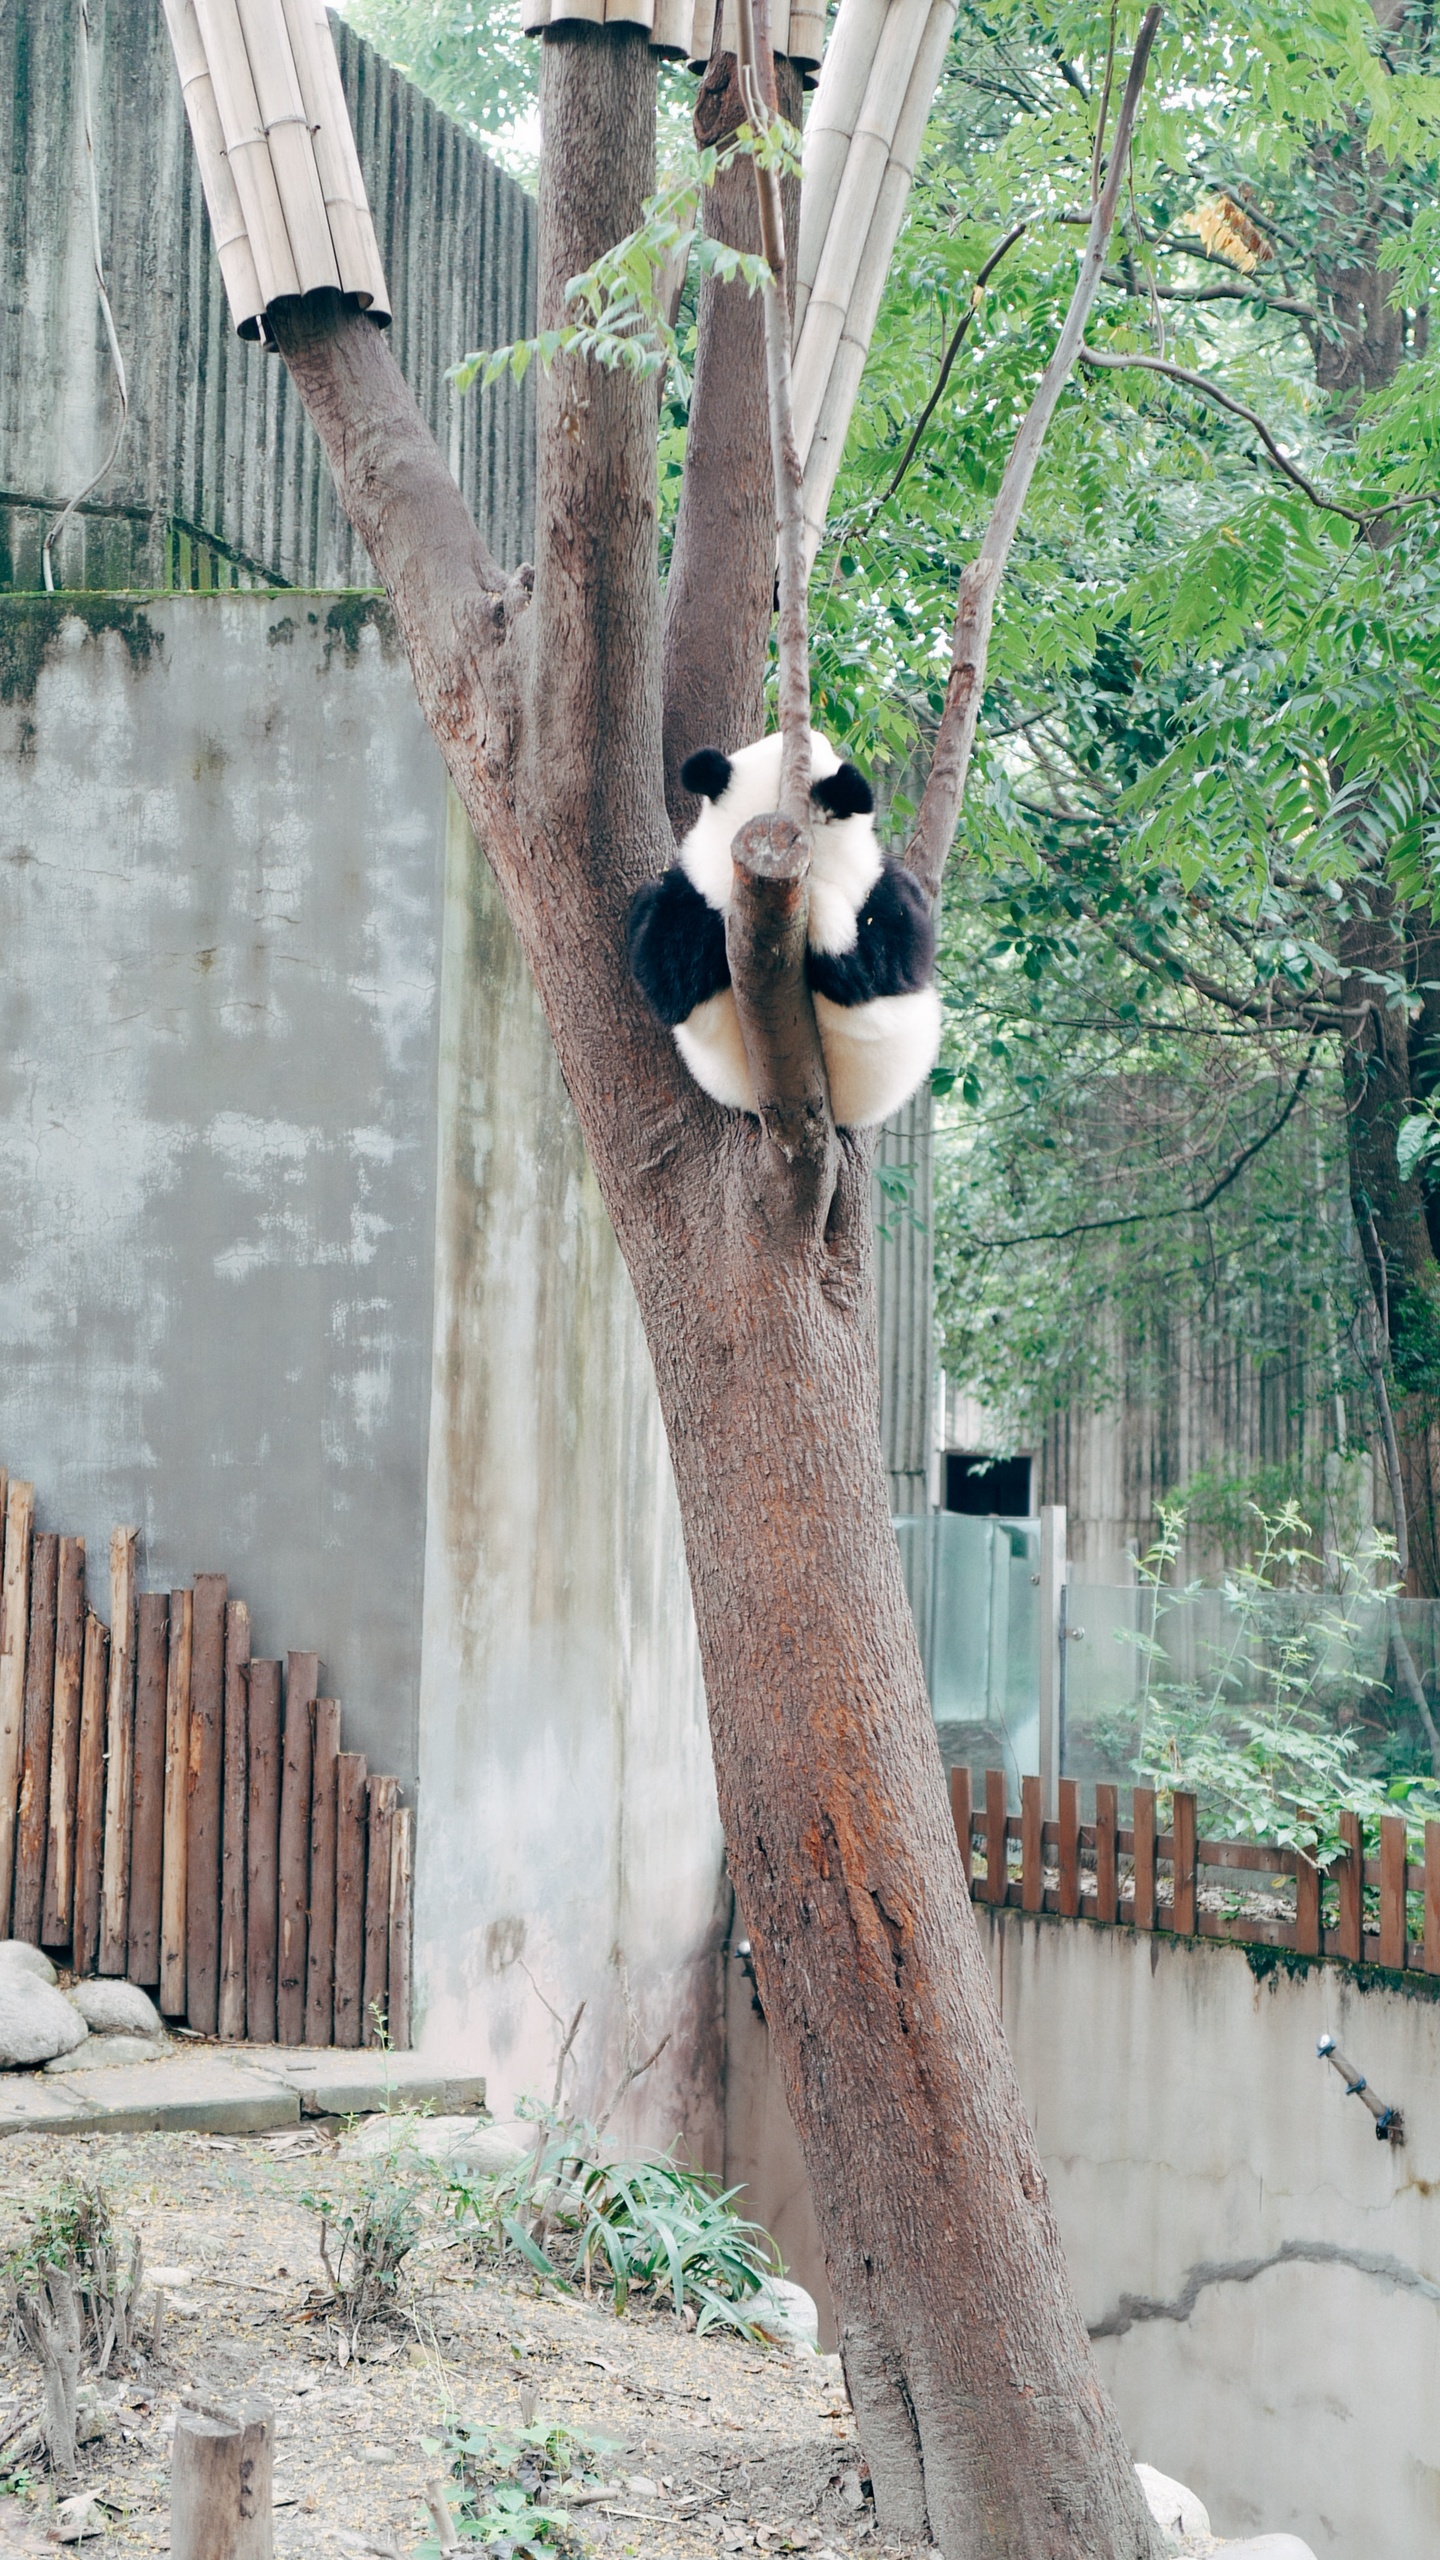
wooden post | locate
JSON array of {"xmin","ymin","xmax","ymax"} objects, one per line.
[
  {"xmin": 947, "ymin": 1763, "xmax": 972, "ymax": 1888},
  {"xmin": 1337, "ymin": 1807, "xmax": 1363, "ymax": 1963},
  {"xmin": 219, "ymin": 1602, "xmax": 251, "ymax": 2041},
  {"xmin": 1131, "ymin": 1785, "xmax": 1156, "ymax": 1932},
  {"xmin": 160, "ymin": 1592, "xmax": 194, "ymax": 2017},
  {"xmin": 98, "ymin": 1527, "xmax": 138, "ymax": 1974},
  {"xmin": 1425, "ymin": 1822, "xmax": 1440, "ymax": 1976},
  {"xmin": 304, "ymin": 1699, "xmax": 341, "ymax": 2047},
  {"xmin": 1294, "ymin": 1848, "xmax": 1321, "ymax": 1959},
  {"xmin": 1379, "ymin": 1812, "xmax": 1408, "ymax": 1970},
  {"xmin": 1094, "ymin": 1783, "xmax": 1117, "ymax": 1926},
  {"xmin": 0, "ymin": 1479, "xmax": 35, "ymax": 1929},
  {"xmin": 127, "ymin": 1593, "xmax": 170, "ymax": 1988},
  {"xmin": 387, "ymin": 1804, "xmax": 414, "ymax": 2052},
  {"xmin": 1057, "ymin": 1777, "xmax": 1079, "ymax": 1919},
  {"xmin": 186, "ymin": 1576, "xmax": 228, "ymax": 2033},
  {"xmin": 984, "ymin": 1767, "xmax": 1007, "ymax": 1907},
  {"xmin": 246, "ymin": 1663, "xmax": 282, "ymax": 2043},
  {"xmin": 1020, "ymin": 1771, "xmax": 1042, "ymax": 1912},
  {"xmin": 170, "ymin": 2395, "xmax": 273, "ymax": 2560},
  {"xmin": 363, "ymin": 1773, "xmax": 397, "ymax": 2044},
  {"xmin": 1171, "ymin": 1791, "xmax": 1197, "ymax": 1936},
  {"xmin": 332, "ymin": 1750, "xmax": 368, "ymax": 2048},
  {"xmin": 42, "ymin": 1537, "xmax": 86, "ymax": 1950},
  {"xmin": 12, "ymin": 1532, "xmax": 59, "ymax": 1942},
  {"xmin": 73, "ymin": 1614, "xmax": 109, "ymax": 1976},
  {"xmin": 277, "ymin": 1654, "xmax": 318, "ymax": 2045}
]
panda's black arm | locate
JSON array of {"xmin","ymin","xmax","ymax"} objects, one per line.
[
  {"xmin": 626, "ymin": 868, "xmax": 732, "ymax": 1028},
  {"xmin": 806, "ymin": 857, "xmax": 937, "ymax": 1006}
]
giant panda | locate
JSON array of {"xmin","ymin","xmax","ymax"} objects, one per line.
[{"xmin": 626, "ymin": 731, "xmax": 942, "ymax": 1129}]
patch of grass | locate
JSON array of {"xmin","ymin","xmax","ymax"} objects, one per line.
[{"xmin": 418, "ymin": 2417, "xmax": 614, "ymax": 2559}]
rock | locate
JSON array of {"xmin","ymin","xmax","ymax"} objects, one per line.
[
  {"xmin": 749, "ymin": 2276, "xmax": 821, "ymax": 2353},
  {"xmin": 45, "ymin": 2031, "xmax": 168, "ymax": 2071},
  {"xmin": 53, "ymin": 2493, "xmax": 105, "ymax": 2543},
  {"xmin": 0, "ymin": 1939, "xmax": 58, "ymax": 1985},
  {"xmin": 0, "ymin": 1969, "xmax": 87, "ymax": 2068},
  {"xmin": 67, "ymin": 1976, "xmax": 163, "ymax": 2036},
  {"xmin": 340, "ymin": 2109, "xmax": 527, "ymax": 2172},
  {"xmin": 1137, "ymin": 2465, "xmax": 1211, "ymax": 2540}
]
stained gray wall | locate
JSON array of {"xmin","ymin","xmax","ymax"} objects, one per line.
[
  {"xmin": 0, "ymin": 592, "xmax": 445, "ymax": 1778},
  {"xmin": 0, "ymin": 0, "xmax": 535, "ymax": 591},
  {"xmin": 728, "ymin": 1912, "xmax": 1440, "ymax": 2558}
]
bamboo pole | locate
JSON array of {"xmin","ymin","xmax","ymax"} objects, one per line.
[
  {"xmin": 277, "ymin": 0, "xmax": 390, "ymax": 310},
  {"xmin": 0, "ymin": 1479, "xmax": 35, "ymax": 1927},
  {"xmin": 43, "ymin": 1537, "xmax": 86, "ymax": 1950},
  {"xmin": 160, "ymin": 1591, "xmax": 194, "ymax": 2017},
  {"xmin": 219, "ymin": 1601, "xmax": 251, "ymax": 2040},
  {"xmin": 188, "ymin": 0, "xmax": 306, "ymax": 308},
  {"xmin": 12, "ymin": 1534, "xmax": 59, "ymax": 1943},
  {"xmin": 98, "ymin": 1528, "xmax": 138, "ymax": 1975},
  {"xmin": 231, "ymin": 0, "xmax": 343, "ymax": 292},
  {"xmin": 387, "ymin": 1804, "xmax": 414, "ymax": 2052},
  {"xmin": 792, "ymin": 0, "xmax": 891, "ymax": 341},
  {"xmin": 74, "ymin": 1614, "xmax": 110, "ymax": 1977},
  {"xmin": 159, "ymin": 0, "xmax": 267, "ymax": 333}
]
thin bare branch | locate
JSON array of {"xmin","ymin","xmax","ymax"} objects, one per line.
[
  {"xmin": 904, "ymin": 4, "xmax": 1162, "ymax": 900},
  {"xmin": 1079, "ymin": 346, "xmax": 1435, "ymax": 525},
  {"xmin": 882, "ymin": 224, "xmax": 1030, "ymax": 504}
]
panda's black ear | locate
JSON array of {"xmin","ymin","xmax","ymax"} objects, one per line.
[
  {"xmin": 680, "ymin": 748, "xmax": 734, "ymax": 802},
  {"xmin": 811, "ymin": 762, "xmax": 874, "ymax": 820}
]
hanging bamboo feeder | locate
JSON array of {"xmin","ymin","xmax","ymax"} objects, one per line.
[
  {"xmin": 520, "ymin": 0, "xmax": 827, "ymax": 78},
  {"xmin": 161, "ymin": 0, "xmax": 390, "ymax": 341}
]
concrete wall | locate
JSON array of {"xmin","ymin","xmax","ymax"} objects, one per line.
[
  {"xmin": 0, "ymin": 591, "xmax": 443, "ymax": 1777},
  {"xmin": 413, "ymin": 801, "xmax": 725, "ymax": 2160},
  {"xmin": 728, "ymin": 1912, "xmax": 1440, "ymax": 2557}
]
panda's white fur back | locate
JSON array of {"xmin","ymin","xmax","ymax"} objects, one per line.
[
  {"xmin": 678, "ymin": 730, "xmax": 883, "ymax": 959},
  {"xmin": 670, "ymin": 729, "xmax": 940, "ymax": 1129}
]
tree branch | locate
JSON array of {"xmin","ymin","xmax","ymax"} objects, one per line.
[
  {"xmin": 725, "ymin": 814, "xmax": 832, "ymax": 1172},
  {"xmin": 881, "ymin": 223, "xmax": 1029, "ymax": 504},
  {"xmin": 904, "ymin": 4, "xmax": 1162, "ymax": 900}
]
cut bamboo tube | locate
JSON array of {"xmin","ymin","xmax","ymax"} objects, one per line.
[
  {"xmin": 219, "ymin": 1601, "xmax": 251, "ymax": 2039},
  {"xmin": 387, "ymin": 1803, "xmax": 414, "ymax": 2052},
  {"xmin": 160, "ymin": 0, "xmax": 266, "ymax": 331},
  {"xmin": 0, "ymin": 1479, "xmax": 35, "ymax": 1928},
  {"xmin": 332, "ymin": 1750, "xmax": 368, "ymax": 2048},
  {"xmin": 98, "ymin": 1528, "xmax": 138, "ymax": 1974},
  {"xmin": 303, "ymin": 1698, "xmax": 341, "ymax": 2048},
  {"xmin": 12, "ymin": 1533, "xmax": 58, "ymax": 1943},
  {"xmin": 160, "ymin": 1590, "xmax": 194, "ymax": 2016},
  {"xmin": 186, "ymin": 1575, "xmax": 228, "ymax": 2032},
  {"xmin": 601, "ymin": 0, "xmax": 655, "ymax": 27},
  {"xmin": 74, "ymin": 1613, "xmax": 110, "ymax": 1976},
  {"xmin": 246, "ymin": 1661, "xmax": 282, "ymax": 2042},
  {"xmin": 233, "ymin": 0, "xmax": 342, "ymax": 292},
  {"xmin": 277, "ymin": 1652, "xmax": 318, "ymax": 2044},
  {"xmin": 127, "ymin": 1593, "xmax": 170, "ymax": 1987},
  {"xmin": 362, "ymin": 1773, "xmax": 397, "ymax": 2044},
  {"xmin": 277, "ymin": 0, "xmax": 390, "ymax": 310},
  {"xmin": 794, "ymin": 0, "xmax": 891, "ymax": 333},
  {"xmin": 42, "ymin": 1537, "xmax": 86, "ymax": 1949}
]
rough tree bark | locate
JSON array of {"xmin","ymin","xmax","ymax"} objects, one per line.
[{"xmin": 263, "ymin": 18, "xmax": 1161, "ymax": 2554}]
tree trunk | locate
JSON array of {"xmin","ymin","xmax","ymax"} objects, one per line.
[{"xmin": 265, "ymin": 23, "xmax": 1159, "ymax": 2553}]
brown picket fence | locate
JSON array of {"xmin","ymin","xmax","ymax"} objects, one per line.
[
  {"xmin": 950, "ymin": 1766, "xmax": 1440, "ymax": 1974},
  {"xmin": 0, "ymin": 1472, "xmax": 413, "ymax": 2047}
]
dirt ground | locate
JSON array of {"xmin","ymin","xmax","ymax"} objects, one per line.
[{"xmin": 0, "ymin": 2124, "xmax": 888, "ymax": 2560}]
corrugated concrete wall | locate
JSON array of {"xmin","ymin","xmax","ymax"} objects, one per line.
[
  {"xmin": 728, "ymin": 1914, "xmax": 1440, "ymax": 2558},
  {"xmin": 0, "ymin": 0, "xmax": 535, "ymax": 590}
]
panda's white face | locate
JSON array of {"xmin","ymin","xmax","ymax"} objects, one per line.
[{"xmin": 678, "ymin": 731, "xmax": 883, "ymax": 958}]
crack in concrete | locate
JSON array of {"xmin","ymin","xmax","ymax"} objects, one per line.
[{"xmin": 1089, "ymin": 2236, "xmax": 1440, "ymax": 2338}]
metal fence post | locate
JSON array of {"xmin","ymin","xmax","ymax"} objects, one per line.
[{"xmin": 1038, "ymin": 1503, "xmax": 1066, "ymax": 1821}]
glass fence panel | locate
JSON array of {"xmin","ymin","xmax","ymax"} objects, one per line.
[{"xmin": 893, "ymin": 1513, "xmax": 1039, "ymax": 1805}]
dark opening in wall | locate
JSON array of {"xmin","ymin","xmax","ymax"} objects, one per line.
[{"xmin": 945, "ymin": 1452, "xmax": 1033, "ymax": 1517}]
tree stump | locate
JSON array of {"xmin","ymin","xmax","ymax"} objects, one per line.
[{"xmin": 170, "ymin": 2397, "xmax": 273, "ymax": 2560}]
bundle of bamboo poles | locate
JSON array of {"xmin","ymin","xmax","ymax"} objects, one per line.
[
  {"xmin": 519, "ymin": 0, "xmax": 826, "ymax": 71},
  {"xmin": 792, "ymin": 0, "xmax": 958, "ymax": 562},
  {"xmin": 160, "ymin": 0, "xmax": 390, "ymax": 340},
  {"xmin": 0, "ymin": 1474, "xmax": 414, "ymax": 2050}
]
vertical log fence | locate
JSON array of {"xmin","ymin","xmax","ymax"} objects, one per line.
[
  {"xmin": 0, "ymin": 1471, "xmax": 414, "ymax": 2046},
  {"xmin": 948, "ymin": 1765, "xmax": 1440, "ymax": 1975}
]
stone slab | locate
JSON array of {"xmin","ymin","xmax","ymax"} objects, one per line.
[
  {"xmin": 242, "ymin": 2046, "xmax": 486, "ymax": 2118},
  {"xmin": 0, "ymin": 2043, "xmax": 484, "ymax": 2137}
]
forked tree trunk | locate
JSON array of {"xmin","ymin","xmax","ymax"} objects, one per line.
[{"xmin": 266, "ymin": 21, "xmax": 1157, "ymax": 2555}]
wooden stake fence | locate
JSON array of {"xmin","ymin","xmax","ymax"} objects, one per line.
[
  {"xmin": 0, "ymin": 1470, "xmax": 414, "ymax": 2046},
  {"xmin": 950, "ymin": 1766, "xmax": 1440, "ymax": 1975}
]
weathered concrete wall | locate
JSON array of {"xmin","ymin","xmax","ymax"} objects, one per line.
[
  {"xmin": 729, "ymin": 1913, "xmax": 1440, "ymax": 2556},
  {"xmin": 0, "ymin": 0, "xmax": 535, "ymax": 591},
  {"xmin": 0, "ymin": 591, "xmax": 444, "ymax": 1776},
  {"xmin": 413, "ymin": 804, "xmax": 726, "ymax": 2162}
]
